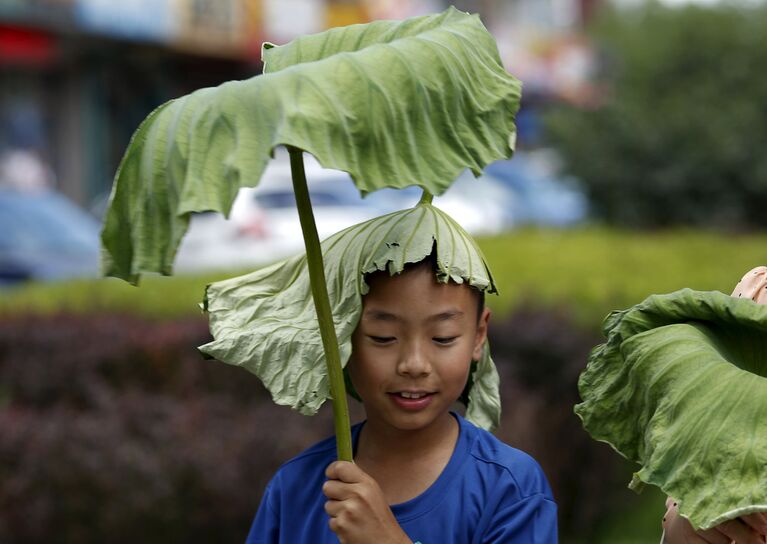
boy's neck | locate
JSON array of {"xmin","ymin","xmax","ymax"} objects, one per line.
[
  {"xmin": 355, "ymin": 411, "xmax": 459, "ymax": 468},
  {"xmin": 354, "ymin": 412, "xmax": 460, "ymax": 505}
]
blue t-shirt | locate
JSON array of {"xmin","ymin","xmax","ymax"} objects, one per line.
[{"xmin": 246, "ymin": 413, "xmax": 558, "ymax": 543}]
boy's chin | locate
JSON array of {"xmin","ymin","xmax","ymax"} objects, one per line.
[{"xmin": 374, "ymin": 406, "xmax": 454, "ymax": 432}]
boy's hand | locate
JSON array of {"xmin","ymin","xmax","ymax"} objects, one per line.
[
  {"xmin": 663, "ymin": 497, "xmax": 767, "ymax": 544},
  {"xmin": 323, "ymin": 461, "xmax": 411, "ymax": 544}
]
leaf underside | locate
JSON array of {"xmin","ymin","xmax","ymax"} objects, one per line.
[
  {"xmin": 575, "ymin": 289, "xmax": 767, "ymax": 529},
  {"xmin": 100, "ymin": 7, "xmax": 521, "ymax": 284},
  {"xmin": 200, "ymin": 202, "xmax": 501, "ymax": 431}
]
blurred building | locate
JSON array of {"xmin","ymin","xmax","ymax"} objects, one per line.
[
  {"xmin": 0, "ymin": 0, "xmax": 268, "ymax": 208},
  {"xmin": 0, "ymin": 0, "xmax": 599, "ymax": 207}
]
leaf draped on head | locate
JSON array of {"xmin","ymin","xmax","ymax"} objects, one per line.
[
  {"xmin": 200, "ymin": 202, "xmax": 502, "ymax": 431},
  {"xmin": 575, "ymin": 279, "xmax": 767, "ymax": 530},
  {"xmin": 100, "ymin": 7, "xmax": 522, "ymax": 284}
]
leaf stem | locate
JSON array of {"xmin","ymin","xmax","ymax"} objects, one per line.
[
  {"xmin": 419, "ymin": 189, "xmax": 434, "ymax": 205},
  {"xmin": 287, "ymin": 145, "xmax": 353, "ymax": 462}
]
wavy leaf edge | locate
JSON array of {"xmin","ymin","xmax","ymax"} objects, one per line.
[{"xmin": 575, "ymin": 288, "xmax": 767, "ymax": 529}]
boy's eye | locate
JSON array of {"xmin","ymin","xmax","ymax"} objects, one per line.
[
  {"xmin": 369, "ymin": 336, "xmax": 395, "ymax": 344},
  {"xmin": 433, "ymin": 336, "xmax": 458, "ymax": 345}
]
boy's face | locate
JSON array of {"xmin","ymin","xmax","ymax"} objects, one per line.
[{"xmin": 349, "ymin": 265, "xmax": 490, "ymax": 432}]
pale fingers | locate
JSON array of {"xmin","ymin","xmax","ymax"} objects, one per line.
[
  {"xmin": 716, "ymin": 518, "xmax": 764, "ymax": 544},
  {"xmin": 663, "ymin": 501, "xmax": 723, "ymax": 544},
  {"xmin": 740, "ymin": 512, "xmax": 767, "ymax": 536},
  {"xmin": 697, "ymin": 527, "xmax": 734, "ymax": 544},
  {"xmin": 731, "ymin": 266, "xmax": 767, "ymax": 304}
]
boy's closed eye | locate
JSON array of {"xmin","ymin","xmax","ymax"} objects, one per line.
[
  {"xmin": 366, "ymin": 335, "xmax": 460, "ymax": 345},
  {"xmin": 368, "ymin": 335, "xmax": 396, "ymax": 344}
]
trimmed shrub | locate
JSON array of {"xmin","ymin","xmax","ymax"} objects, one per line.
[
  {"xmin": 488, "ymin": 306, "xmax": 627, "ymax": 537},
  {"xmin": 0, "ymin": 315, "xmax": 343, "ymax": 544},
  {"xmin": 0, "ymin": 310, "xmax": 638, "ymax": 541}
]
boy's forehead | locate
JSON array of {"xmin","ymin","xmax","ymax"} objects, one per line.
[{"xmin": 362, "ymin": 266, "xmax": 476, "ymax": 306}]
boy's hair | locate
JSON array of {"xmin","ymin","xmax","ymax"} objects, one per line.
[{"xmin": 365, "ymin": 252, "xmax": 486, "ymax": 322}]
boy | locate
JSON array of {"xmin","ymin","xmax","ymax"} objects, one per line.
[{"xmin": 244, "ymin": 257, "xmax": 558, "ymax": 543}]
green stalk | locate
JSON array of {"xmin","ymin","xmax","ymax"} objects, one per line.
[{"xmin": 287, "ymin": 145, "xmax": 353, "ymax": 462}]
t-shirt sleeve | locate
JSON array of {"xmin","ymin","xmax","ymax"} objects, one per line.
[
  {"xmin": 480, "ymin": 491, "xmax": 558, "ymax": 543},
  {"xmin": 245, "ymin": 479, "xmax": 280, "ymax": 544}
]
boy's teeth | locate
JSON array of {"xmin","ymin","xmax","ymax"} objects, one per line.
[{"xmin": 400, "ymin": 392, "xmax": 425, "ymax": 399}]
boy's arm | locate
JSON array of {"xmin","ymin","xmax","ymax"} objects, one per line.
[
  {"xmin": 245, "ymin": 481, "xmax": 280, "ymax": 544},
  {"xmin": 323, "ymin": 461, "xmax": 412, "ymax": 544}
]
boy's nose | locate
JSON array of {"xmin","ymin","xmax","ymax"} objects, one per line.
[{"xmin": 397, "ymin": 344, "xmax": 432, "ymax": 377}]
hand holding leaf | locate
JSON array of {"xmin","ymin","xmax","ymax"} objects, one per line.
[
  {"xmin": 661, "ymin": 267, "xmax": 767, "ymax": 542},
  {"xmin": 323, "ymin": 461, "xmax": 411, "ymax": 544},
  {"xmin": 663, "ymin": 497, "xmax": 767, "ymax": 543},
  {"xmin": 576, "ymin": 266, "xmax": 767, "ymax": 532}
]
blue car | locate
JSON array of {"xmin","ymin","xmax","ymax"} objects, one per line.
[
  {"xmin": 0, "ymin": 188, "xmax": 101, "ymax": 285},
  {"xmin": 484, "ymin": 151, "xmax": 589, "ymax": 227}
]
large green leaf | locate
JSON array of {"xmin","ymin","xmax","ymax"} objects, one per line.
[
  {"xmin": 575, "ymin": 289, "xmax": 767, "ymax": 530},
  {"xmin": 101, "ymin": 7, "xmax": 521, "ymax": 284},
  {"xmin": 199, "ymin": 201, "xmax": 501, "ymax": 431}
]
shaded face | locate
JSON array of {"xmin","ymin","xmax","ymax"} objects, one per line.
[{"xmin": 348, "ymin": 265, "xmax": 490, "ymax": 432}]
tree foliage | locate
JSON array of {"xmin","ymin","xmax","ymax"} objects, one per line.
[{"xmin": 546, "ymin": 3, "xmax": 767, "ymax": 229}]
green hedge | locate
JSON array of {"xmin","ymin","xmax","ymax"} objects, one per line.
[
  {"xmin": 482, "ymin": 227, "xmax": 767, "ymax": 325},
  {"xmin": 2, "ymin": 228, "xmax": 764, "ymax": 326},
  {"xmin": 0, "ymin": 309, "xmax": 618, "ymax": 542}
]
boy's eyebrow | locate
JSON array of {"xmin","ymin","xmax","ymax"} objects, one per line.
[
  {"xmin": 362, "ymin": 309, "xmax": 464, "ymax": 322},
  {"xmin": 364, "ymin": 310, "xmax": 400, "ymax": 322},
  {"xmin": 429, "ymin": 310, "xmax": 464, "ymax": 322}
]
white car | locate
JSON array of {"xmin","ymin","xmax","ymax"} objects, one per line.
[{"xmin": 174, "ymin": 148, "xmax": 515, "ymax": 274}]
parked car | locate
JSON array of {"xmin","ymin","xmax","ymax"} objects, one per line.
[
  {"xmin": 174, "ymin": 149, "xmax": 518, "ymax": 273},
  {"xmin": 175, "ymin": 152, "xmax": 389, "ymax": 273},
  {"xmin": 484, "ymin": 150, "xmax": 589, "ymax": 227},
  {"xmin": 0, "ymin": 188, "xmax": 101, "ymax": 285}
]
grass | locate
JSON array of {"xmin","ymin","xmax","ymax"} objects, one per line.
[
  {"xmin": 3, "ymin": 227, "xmax": 764, "ymax": 327},
  {"xmin": 0, "ymin": 270, "xmax": 229, "ymax": 320},
  {"xmin": 480, "ymin": 226, "xmax": 767, "ymax": 327}
]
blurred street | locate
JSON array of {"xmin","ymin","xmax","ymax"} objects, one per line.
[{"xmin": 1, "ymin": 0, "xmax": 766, "ymax": 542}]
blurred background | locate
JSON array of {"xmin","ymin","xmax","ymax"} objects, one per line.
[{"xmin": 1, "ymin": 0, "xmax": 766, "ymax": 542}]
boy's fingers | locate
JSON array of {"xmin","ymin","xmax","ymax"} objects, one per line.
[
  {"xmin": 322, "ymin": 479, "xmax": 358, "ymax": 501},
  {"xmin": 324, "ymin": 499, "xmax": 343, "ymax": 517},
  {"xmin": 740, "ymin": 512, "xmax": 767, "ymax": 535},
  {"xmin": 325, "ymin": 461, "xmax": 364, "ymax": 483}
]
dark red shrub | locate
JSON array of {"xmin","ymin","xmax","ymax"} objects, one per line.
[
  {"xmin": 0, "ymin": 310, "xmax": 626, "ymax": 542},
  {"xmin": 489, "ymin": 306, "xmax": 631, "ymax": 536}
]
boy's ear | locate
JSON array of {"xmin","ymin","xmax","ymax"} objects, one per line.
[{"xmin": 472, "ymin": 307, "xmax": 491, "ymax": 361}]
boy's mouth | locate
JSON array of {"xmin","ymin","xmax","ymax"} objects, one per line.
[
  {"xmin": 389, "ymin": 390, "xmax": 433, "ymax": 399},
  {"xmin": 397, "ymin": 391, "xmax": 430, "ymax": 399},
  {"xmin": 387, "ymin": 391, "xmax": 435, "ymax": 410}
]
